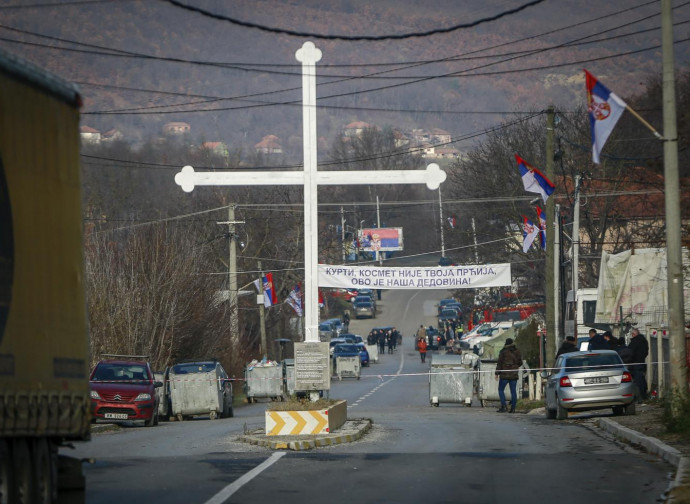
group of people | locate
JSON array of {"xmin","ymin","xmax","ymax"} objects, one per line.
[
  {"xmin": 556, "ymin": 327, "xmax": 649, "ymax": 401},
  {"xmin": 367, "ymin": 327, "xmax": 400, "ymax": 355}
]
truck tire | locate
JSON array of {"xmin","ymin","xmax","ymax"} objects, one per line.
[
  {"xmin": 0, "ymin": 439, "xmax": 14, "ymax": 504},
  {"xmin": 12, "ymin": 439, "xmax": 35, "ymax": 504},
  {"xmin": 32, "ymin": 438, "xmax": 56, "ymax": 504}
]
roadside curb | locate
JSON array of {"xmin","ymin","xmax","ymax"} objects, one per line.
[
  {"xmin": 596, "ymin": 417, "xmax": 690, "ymax": 502},
  {"xmin": 238, "ymin": 418, "xmax": 372, "ymax": 451}
]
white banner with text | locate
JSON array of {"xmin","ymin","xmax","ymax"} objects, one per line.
[{"xmin": 318, "ymin": 263, "xmax": 512, "ymax": 290}]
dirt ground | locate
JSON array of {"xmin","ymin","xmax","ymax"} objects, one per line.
[{"xmin": 605, "ymin": 401, "xmax": 690, "ymax": 457}]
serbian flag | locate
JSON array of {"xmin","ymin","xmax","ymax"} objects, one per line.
[
  {"xmin": 536, "ymin": 206, "xmax": 546, "ymax": 250},
  {"xmin": 522, "ymin": 216, "xmax": 539, "ymax": 253},
  {"xmin": 286, "ymin": 284, "xmax": 303, "ymax": 316},
  {"xmin": 515, "ymin": 154, "xmax": 555, "ymax": 203},
  {"xmin": 447, "ymin": 216, "xmax": 457, "ymax": 229},
  {"xmin": 585, "ymin": 69, "xmax": 626, "ymax": 164},
  {"xmin": 262, "ymin": 273, "xmax": 277, "ymax": 308},
  {"xmin": 318, "ymin": 289, "xmax": 324, "ymax": 308}
]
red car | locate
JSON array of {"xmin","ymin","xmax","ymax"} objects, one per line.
[
  {"xmin": 326, "ymin": 288, "xmax": 358, "ymax": 302},
  {"xmin": 90, "ymin": 357, "xmax": 162, "ymax": 427}
]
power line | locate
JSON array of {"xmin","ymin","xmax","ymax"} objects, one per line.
[{"xmin": 163, "ymin": 0, "xmax": 547, "ymax": 41}]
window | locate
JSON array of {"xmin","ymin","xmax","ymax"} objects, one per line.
[{"xmin": 564, "ymin": 354, "xmax": 623, "ymax": 372}]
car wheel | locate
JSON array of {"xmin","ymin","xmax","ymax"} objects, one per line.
[
  {"xmin": 612, "ymin": 406, "xmax": 624, "ymax": 416},
  {"xmin": 624, "ymin": 402, "xmax": 636, "ymax": 416},
  {"xmin": 545, "ymin": 405, "xmax": 557, "ymax": 419},
  {"xmin": 556, "ymin": 399, "xmax": 568, "ymax": 420},
  {"xmin": 145, "ymin": 411, "xmax": 157, "ymax": 427}
]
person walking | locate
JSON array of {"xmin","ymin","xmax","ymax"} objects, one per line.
[
  {"xmin": 387, "ymin": 330, "xmax": 394, "ymax": 354},
  {"xmin": 418, "ymin": 336, "xmax": 428, "ymax": 363},
  {"xmin": 495, "ymin": 338, "xmax": 522, "ymax": 413},
  {"xmin": 628, "ymin": 328, "xmax": 649, "ymax": 401},
  {"xmin": 343, "ymin": 311, "xmax": 350, "ymax": 332},
  {"xmin": 556, "ymin": 336, "xmax": 578, "ymax": 357}
]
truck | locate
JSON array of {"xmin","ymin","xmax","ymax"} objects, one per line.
[
  {"xmin": 564, "ymin": 288, "xmax": 600, "ymax": 347},
  {"xmin": 0, "ymin": 49, "xmax": 89, "ymax": 502}
]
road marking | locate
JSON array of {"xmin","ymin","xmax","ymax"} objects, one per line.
[{"xmin": 204, "ymin": 452, "xmax": 286, "ymax": 504}]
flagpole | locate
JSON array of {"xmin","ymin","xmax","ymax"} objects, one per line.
[
  {"xmin": 625, "ymin": 105, "xmax": 663, "ymax": 140},
  {"xmin": 258, "ymin": 260, "xmax": 267, "ymax": 359}
]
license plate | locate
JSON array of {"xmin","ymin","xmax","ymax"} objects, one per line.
[
  {"xmin": 104, "ymin": 413, "xmax": 129, "ymax": 419},
  {"xmin": 584, "ymin": 376, "xmax": 609, "ymax": 384}
]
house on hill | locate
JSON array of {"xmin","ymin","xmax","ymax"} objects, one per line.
[
  {"xmin": 255, "ymin": 134, "xmax": 282, "ymax": 154},
  {"xmin": 102, "ymin": 129, "xmax": 123, "ymax": 143},
  {"xmin": 202, "ymin": 141, "xmax": 229, "ymax": 157},
  {"xmin": 80, "ymin": 125, "xmax": 101, "ymax": 144},
  {"xmin": 163, "ymin": 122, "xmax": 191, "ymax": 135},
  {"xmin": 343, "ymin": 121, "xmax": 371, "ymax": 138}
]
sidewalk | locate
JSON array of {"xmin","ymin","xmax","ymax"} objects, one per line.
[{"xmin": 528, "ymin": 407, "xmax": 690, "ymax": 503}]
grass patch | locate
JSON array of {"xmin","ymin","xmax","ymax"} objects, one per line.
[
  {"xmin": 662, "ymin": 390, "xmax": 690, "ymax": 433},
  {"xmin": 517, "ymin": 398, "xmax": 544, "ymax": 411}
]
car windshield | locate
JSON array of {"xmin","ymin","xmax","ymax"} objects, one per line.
[
  {"xmin": 319, "ymin": 323, "xmax": 332, "ymax": 330},
  {"xmin": 564, "ymin": 353, "xmax": 624, "ymax": 372},
  {"xmin": 335, "ymin": 344, "xmax": 358, "ymax": 353},
  {"xmin": 440, "ymin": 309, "xmax": 458, "ymax": 317},
  {"xmin": 354, "ymin": 302, "xmax": 372, "ymax": 308},
  {"xmin": 93, "ymin": 363, "xmax": 149, "ymax": 381},
  {"xmin": 172, "ymin": 362, "xmax": 216, "ymax": 374}
]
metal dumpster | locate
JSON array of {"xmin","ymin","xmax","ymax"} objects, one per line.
[
  {"xmin": 476, "ymin": 359, "xmax": 525, "ymax": 408},
  {"xmin": 168, "ymin": 360, "xmax": 233, "ymax": 420},
  {"xmin": 334, "ymin": 356, "xmax": 361, "ymax": 380},
  {"xmin": 366, "ymin": 343, "xmax": 379, "ymax": 363},
  {"xmin": 245, "ymin": 362, "xmax": 284, "ymax": 403},
  {"xmin": 283, "ymin": 359, "xmax": 295, "ymax": 397},
  {"xmin": 154, "ymin": 369, "xmax": 171, "ymax": 420},
  {"xmin": 429, "ymin": 354, "xmax": 475, "ymax": 407}
]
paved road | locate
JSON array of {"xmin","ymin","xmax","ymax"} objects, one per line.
[{"xmin": 63, "ymin": 288, "xmax": 675, "ymax": 503}]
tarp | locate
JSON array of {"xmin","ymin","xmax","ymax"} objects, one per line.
[
  {"xmin": 318, "ymin": 263, "xmax": 512, "ymax": 290},
  {"xmin": 596, "ymin": 247, "xmax": 690, "ymax": 327},
  {"xmin": 477, "ymin": 323, "xmax": 526, "ymax": 360}
]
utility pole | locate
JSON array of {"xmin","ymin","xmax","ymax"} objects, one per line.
[
  {"xmin": 217, "ymin": 205, "xmax": 244, "ymax": 345},
  {"xmin": 257, "ymin": 261, "xmax": 267, "ymax": 359},
  {"xmin": 471, "ymin": 217, "xmax": 479, "ymax": 263},
  {"xmin": 554, "ymin": 203, "xmax": 561, "ymax": 350},
  {"xmin": 661, "ymin": 0, "xmax": 687, "ymax": 405},
  {"xmin": 572, "ymin": 175, "xmax": 582, "ymax": 341},
  {"xmin": 545, "ymin": 106, "xmax": 556, "ymax": 365}
]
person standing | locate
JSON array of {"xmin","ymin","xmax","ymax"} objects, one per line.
[
  {"xmin": 495, "ymin": 338, "xmax": 522, "ymax": 413},
  {"xmin": 628, "ymin": 328, "xmax": 649, "ymax": 401},
  {"xmin": 378, "ymin": 330, "xmax": 386, "ymax": 355},
  {"xmin": 587, "ymin": 328, "xmax": 608, "ymax": 350},
  {"xmin": 556, "ymin": 336, "xmax": 578, "ymax": 357},
  {"xmin": 343, "ymin": 311, "xmax": 350, "ymax": 332},
  {"xmin": 418, "ymin": 336, "xmax": 428, "ymax": 363}
]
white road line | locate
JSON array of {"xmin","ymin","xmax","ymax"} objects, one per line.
[{"xmin": 204, "ymin": 452, "xmax": 286, "ymax": 504}]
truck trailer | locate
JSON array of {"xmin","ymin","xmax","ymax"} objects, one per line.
[{"xmin": 0, "ymin": 49, "xmax": 90, "ymax": 502}]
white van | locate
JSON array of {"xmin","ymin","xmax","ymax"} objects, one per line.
[{"xmin": 564, "ymin": 288, "xmax": 598, "ymax": 347}]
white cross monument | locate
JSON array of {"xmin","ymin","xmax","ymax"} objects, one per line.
[{"xmin": 175, "ymin": 41, "xmax": 446, "ymax": 343}]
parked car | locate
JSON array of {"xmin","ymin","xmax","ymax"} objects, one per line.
[
  {"xmin": 340, "ymin": 333, "xmax": 363, "ymax": 344},
  {"xmin": 326, "ymin": 288, "xmax": 359, "ymax": 302},
  {"xmin": 354, "ymin": 300, "xmax": 376, "ymax": 319},
  {"xmin": 356, "ymin": 342, "xmax": 370, "ymax": 367},
  {"xmin": 437, "ymin": 308, "xmax": 461, "ymax": 329},
  {"xmin": 541, "ymin": 350, "xmax": 636, "ymax": 420},
  {"xmin": 437, "ymin": 298, "xmax": 460, "ymax": 315},
  {"xmin": 319, "ymin": 321, "xmax": 338, "ymax": 341},
  {"xmin": 323, "ymin": 317, "xmax": 344, "ymax": 336},
  {"xmin": 332, "ymin": 343, "xmax": 361, "ymax": 363},
  {"xmin": 90, "ymin": 357, "xmax": 162, "ymax": 427},
  {"xmin": 354, "ymin": 293, "xmax": 377, "ymax": 310},
  {"xmin": 168, "ymin": 360, "xmax": 233, "ymax": 421},
  {"xmin": 330, "ymin": 337, "xmax": 353, "ymax": 355}
]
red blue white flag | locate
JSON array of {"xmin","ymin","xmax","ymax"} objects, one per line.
[
  {"xmin": 262, "ymin": 273, "xmax": 277, "ymax": 308},
  {"xmin": 535, "ymin": 206, "xmax": 546, "ymax": 250},
  {"xmin": 522, "ymin": 216, "xmax": 539, "ymax": 253},
  {"xmin": 447, "ymin": 216, "xmax": 457, "ymax": 229},
  {"xmin": 515, "ymin": 154, "xmax": 555, "ymax": 203},
  {"xmin": 585, "ymin": 69, "xmax": 627, "ymax": 164},
  {"xmin": 286, "ymin": 283, "xmax": 303, "ymax": 316}
]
